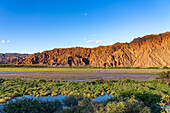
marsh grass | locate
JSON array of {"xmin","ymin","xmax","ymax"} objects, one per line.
[
  {"xmin": 0, "ymin": 67, "xmax": 169, "ymax": 73},
  {"xmin": 0, "ymin": 79, "xmax": 169, "ymax": 112},
  {"xmin": 0, "ymin": 79, "xmax": 169, "ymax": 105}
]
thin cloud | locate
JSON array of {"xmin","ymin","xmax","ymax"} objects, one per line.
[
  {"xmin": 85, "ymin": 13, "xmax": 87, "ymax": 16},
  {"xmin": 86, "ymin": 40, "xmax": 102, "ymax": 43},
  {"xmin": 86, "ymin": 40, "xmax": 95, "ymax": 43},
  {"xmin": 96, "ymin": 40, "xmax": 102, "ymax": 43},
  {"xmin": 92, "ymin": 34, "xmax": 96, "ymax": 37},
  {"xmin": 1, "ymin": 40, "xmax": 5, "ymax": 43},
  {"xmin": 7, "ymin": 40, "xmax": 10, "ymax": 43},
  {"xmin": 83, "ymin": 38, "xmax": 87, "ymax": 41}
]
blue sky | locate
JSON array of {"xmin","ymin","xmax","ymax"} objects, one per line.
[{"xmin": 0, "ymin": 0, "xmax": 170, "ymax": 54}]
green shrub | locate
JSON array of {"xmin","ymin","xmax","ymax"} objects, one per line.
[
  {"xmin": 62, "ymin": 96, "xmax": 82, "ymax": 107},
  {"xmin": 1, "ymin": 98, "xmax": 62, "ymax": 113},
  {"xmin": 99, "ymin": 97, "xmax": 151, "ymax": 113},
  {"xmin": 60, "ymin": 97, "xmax": 152, "ymax": 113},
  {"xmin": 158, "ymin": 71, "xmax": 170, "ymax": 79},
  {"xmin": 47, "ymin": 79, "xmax": 52, "ymax": 82},
  {"xmin": 69, "ymin": 99, "xmax": 103, "ymax": 113},
  {"xmin": 93, "ymin": 79, "xmax": 104, "ymax": 84},
  {"xmin": 36, "ymin": 79, "xmax": 46, "ymax": 83},
  {"xmin": 147, "ymin": 67, "xmax": 159, "ymax": 69},
  {"xmin": 162, "ymin": 66, "xmax": 169, "ymax": 69},
  {"xmin": 0, "ymin": 79, "xmax": 6, "ymax": 83},
  {"xmin": 122, "ymin": 79, "xmax": 131, "ymax": 83}
]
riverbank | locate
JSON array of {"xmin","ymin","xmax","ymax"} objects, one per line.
[{"xmin": 0, "ymin": 71, "xmax": 159, "ymax": 81}]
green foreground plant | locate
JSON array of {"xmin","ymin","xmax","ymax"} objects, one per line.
[
  {"xmin": 0, "ymin": 79, "xmax": 169, "ymax": 112},
  {"xmin": 1, "ymin": 96, "xmax": 169, "ymax": 113},
  {"xmin": 157, "ymin": 71, "xmax": 170, "ymax": 79},
  {"xmin": 1, "ymin": 98, "xmax": 62, "ymax": 113}
]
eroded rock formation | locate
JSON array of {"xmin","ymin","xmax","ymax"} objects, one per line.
[
  {"xmin": 0, "ymin": 53, "xmax": 29, "ymax": 64},
  {"xmin": 1, "ymin": 32, "xmax": 170, "ymax": 68}
]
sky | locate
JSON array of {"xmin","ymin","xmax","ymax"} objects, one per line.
[{"xmin": 0, "ymin": 0, "xmax": 170, "ymax": 54}]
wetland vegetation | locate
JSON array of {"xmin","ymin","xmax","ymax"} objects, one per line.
[
  {"xmin": 1, "ymin": 96, "xmax": 154, "ymax": 113},
  {"xmin": 0, "ymin": 65, "xmax": 169, "ymax": 73},
  {"xmin": 0, "ymin": 79, "xmax": 170, "ymax": 112},
  {"xmin": 157, "ymin": 71, "xmax": 170, "ymax": 79},
  {"xmin": 0, "ymin": 68, "xmax": 169, "ymax": 75},
  {"xmin": 0, "ymin": 66, "xmax": 169, "ymax": 112}
]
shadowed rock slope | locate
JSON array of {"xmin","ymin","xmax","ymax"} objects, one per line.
[
  {"xmin": 7, "ymin": 32, "xmax": 170, "ymax": 68},
  {"xmin": 0, "ymin": 53, "xmax": 29, "ymax": 64}
]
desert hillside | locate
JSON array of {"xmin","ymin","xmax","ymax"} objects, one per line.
[
  {"xmin": 2, "ymin": 32, "xmax": 170, "ymax": 68},
  {"xmin": 0, "ymin": 53, "xmax": 29, "ymax": 64}
]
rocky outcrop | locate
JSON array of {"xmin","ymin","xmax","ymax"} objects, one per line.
[
  {"xmin": 2, "ymin": 32, "xmax": 170, "ymax": 68},
  {"xmin": 0, "ymin": 53, "xmax": 29, "ymax": 64}
]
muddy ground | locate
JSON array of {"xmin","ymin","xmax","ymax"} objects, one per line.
[{"xmin": 0, "ymin": 71, "xmax": 158, "ymax": 81}]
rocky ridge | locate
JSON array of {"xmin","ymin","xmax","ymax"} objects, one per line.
[
  {"xmin": 1, "ymin": 32, "xmax": 170, "ymax": 68},
  {"xmin": 0, "ymin": 53, "xmax": 29, "ymax": 64}
]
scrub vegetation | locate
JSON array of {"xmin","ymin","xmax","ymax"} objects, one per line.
[
  {"xmin": 1, "ymin": 98, "xmax": 62, "ymax": 113},
  {"xmin": 157, "ymin": 71, "xmax": 170, "ymax": 79},
  {"xmin": 0, "ymin": 66, "xmax": 169, "ymax": 73},
  {"xmin": 0, "ymin": 79, "xmax": 170, "ymax": 112},
  {"xmin": 1, "ymin": 97, "xmax": 152, "ymax": 113}
]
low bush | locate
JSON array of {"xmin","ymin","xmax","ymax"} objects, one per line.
[
  {"xmin": 158, "ymin": 71, "xmax": 170, "ymax": 79},
  {"xmin": 60, "ymin": 97, "xmax": 151, "ymax": 113},
  {"xmin": 100, "ymin": 97, "xmax": 151, "ymax": 113},
  {"xmin": 1, "ymin": 98, "xmax": 62, "ymax": 113},
  {"xmin": 162, "ymin": 66, "xmax": 169, "ymax": 69},
  {"xmin": 36, "ymin": 79, "xmax": 46, "ymax": 83},
  {"xmin": 147, "ymin": 67, "xmax": 159, "ymax": 69},
  {"xmin": 62, "ymin": 96, "xmax": 83, "ymax": 107},
  {"xmin": 0, "ymin": 79, "xmax": 6, "ymax": 83},
  {"xmin": 122, "ymin": 79, "xmax": 131, "ymax": 83}
]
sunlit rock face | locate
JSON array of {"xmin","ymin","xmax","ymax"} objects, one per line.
[{"xmin": 2, "ymin": 32, "xmax": 170, "ymax": 68}]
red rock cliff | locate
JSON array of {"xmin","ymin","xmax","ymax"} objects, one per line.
[{"xmin": 7, "ymin": 32, "xmax": 170, "ymax": 68}]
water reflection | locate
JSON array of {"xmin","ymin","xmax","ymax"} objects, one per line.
[
  {"xmin": 91, "ymin": 93, "xmax": 112, "ymax": 101},
  {"xmin": 0, "ymin": 94, "xmax": 113, "ymax": 109}
]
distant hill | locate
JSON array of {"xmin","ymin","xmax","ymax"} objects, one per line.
[
  {"xmin": 0, "ymin": 53, "xmax": 29, "ymax": 64},
  {"xmin": 1, "ymin": 32, "xmax": 170, "ymax": 68}
]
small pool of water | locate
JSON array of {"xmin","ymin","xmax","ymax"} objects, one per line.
[
  {"xmin": 0, "ymin": 94, "xmax": 169, "ymax": 112},
  {"xmin": 0, "ymin": 94, "xmax": 113, "ymax": 109}
]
